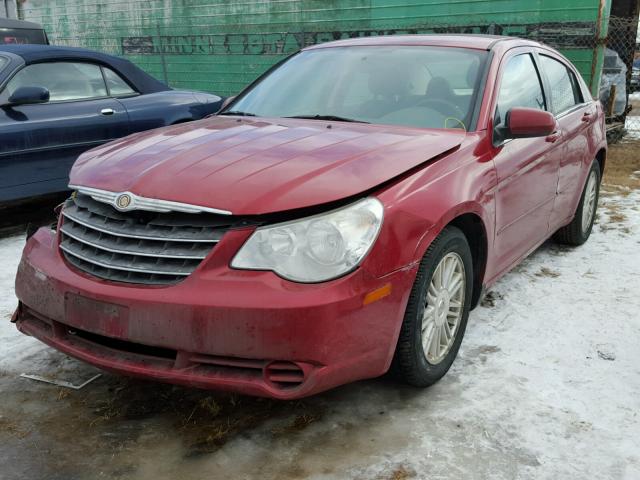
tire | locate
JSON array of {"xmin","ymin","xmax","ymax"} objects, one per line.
[
  {"xmin": 392, "ymin": 226, "xmax": 473, "ymax": 387},
  {"xmin": 554, "ymin": 160, "xmax": 601, "ymax": 246}
]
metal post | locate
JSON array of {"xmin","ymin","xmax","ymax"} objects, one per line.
[
  {"xmin": 156, "ymin": 23, "xmax": 169, "ymax": 85},
  {"xmin": 607, "ymin": 84, "xmax": 617, "ymax": 117},
  {"xmin": 2, "ymin": 0, "xmax": 18, "ymax": 19}
]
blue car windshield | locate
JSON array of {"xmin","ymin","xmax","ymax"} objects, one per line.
[{"xmin": 227, "ymin": 46, "xmax": 487, "ymax": 130}]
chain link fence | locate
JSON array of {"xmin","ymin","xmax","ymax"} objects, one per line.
[{"xmin": 599, "ymin": 16, "xmax": 640, "ymax": 141}]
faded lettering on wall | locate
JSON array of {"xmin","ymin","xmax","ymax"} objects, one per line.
[{"xmin": 121, "ymin": 23, "xmax": 596, "ymax": 56}]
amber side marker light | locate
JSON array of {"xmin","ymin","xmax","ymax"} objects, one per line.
[{"xmin": 363, "ymin": 283, "xmax": 392, "ymax": 306}]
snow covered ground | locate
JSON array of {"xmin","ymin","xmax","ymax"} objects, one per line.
[
  {"xmin": 625, "ymin": 116, "xmax": 640, "ymax": 139},
  {"xmin": 1, "ymin": 190, "xmax": 639, "ymax": 480}
]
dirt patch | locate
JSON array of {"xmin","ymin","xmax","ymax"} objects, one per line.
[
  {"xmin": 604, "ymin": 203, "xmax": 628, "ymax": 224},
  {"xmin": 599, "ymin": 201, "xmax": 631, "ymax": 233},
  {"xmin": 271, "ymin": 412, "xmax": 320, "ymax": 435},
  {"xmin": 608, "ymin": 212, "xmax": 628, "ymax": 223},
  {"xmin": 602, "ymin": 142, "xmax": 640, "ymax": 193},
  {"xmin": 379, "ymin": 465, "xmax": 416, "ymax": 480},
  {"xmin": 87, "ymin": 379, "xmax": 326, "ymax": 457},
  {"xmin": 535, "ymin": 266, "xmax": 561, "ymax": 278},
  {"xmin": 480, "ymin": 290, "xmax": 504, "ymax": 308},
  {"xmin": 0, "ymin": 417, "xmax": 30, "ymax": 439},
  {"xmin": 462, "ymin": 345, "xmax": 501, "ymax": 365},
  {"xmin": 0, "ymin": 372, "xmax": 327, "ymax": 478}
]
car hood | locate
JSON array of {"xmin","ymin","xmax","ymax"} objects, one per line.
[{"xmin": 70, "ymin": 116, "xmax": 465, "ymax": 215}]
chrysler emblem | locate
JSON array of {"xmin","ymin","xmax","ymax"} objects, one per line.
[{"xmin": 115, "ymin": 193, "xmax": 132, "ymax": 210}]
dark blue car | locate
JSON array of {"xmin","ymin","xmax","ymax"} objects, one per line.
[{"xmin": 0, "ymin": 45, "xmax": 223, "ymax": 203}]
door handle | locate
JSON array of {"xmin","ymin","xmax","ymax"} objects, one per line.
[
  {"xmin": 545, "ymin": 130, "xmax": 561, "ymax": 143},
  {"xmin": 100, "ymin": 108, "xmax": 115, "ymax": 116},
  {"xmin": 581, "ymin": 112, "xmax": 593, "ymax": 123}
]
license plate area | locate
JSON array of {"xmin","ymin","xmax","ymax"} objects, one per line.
[{"xmin": 64, "ymin": 293, "xmax": 129, "ymax": 338}]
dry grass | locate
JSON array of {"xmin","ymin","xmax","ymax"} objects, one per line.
[
  {"xmin": 85, "ymin": 380, "xmax": 325, "ymax": 456},
  {"xmin": 271, "ymin": 413, "xmax": 319, "ymax": 435},
  {"xmin": 608, "ymin": 212, "xmax": 628, "ymax": 223},
  {"xmin": 602, "ymin": 142, "xmax": 640, "ymax": 193},
  {"xmin": 0, "ymin": 417, "xmax": 30, "ymax": 439},
  {"xmin": 601, "ymin": 202, "xmax": 629, "ymax": 227},
  {"xmin": 381, "ymin": 465, "xmax": 415, "ymax": 480}
]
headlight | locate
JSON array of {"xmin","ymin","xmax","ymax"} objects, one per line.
[{"xmin": 231, "ymin": 197, "xmax": 384, "ymax": 282}]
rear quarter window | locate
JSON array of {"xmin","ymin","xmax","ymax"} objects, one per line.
[
  {"xmin": 1, "ymin": 28, "xmax": 47, "ymax": 45},
  {"xmin": 102, "ymin": 67, "xmax": 137, "ymax": 96}
]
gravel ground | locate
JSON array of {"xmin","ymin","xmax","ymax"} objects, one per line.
[{"xmin": 0, "ymin": 190, "xmax": 639, "ymax": 480}]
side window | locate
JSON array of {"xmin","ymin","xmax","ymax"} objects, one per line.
[
  {"xmin": 495, "ymin": 53, "xmax": 546, "ymax": 133},
  {"xmin": 6, "ymin": 62, "xmax": 107, "ymax": 101},
  {"xmin": 102, "ymin": 67, "xmax": 136, "ymax": 96},
  {"xmin": 539, "ymin": 55, "xmax": 581, "ymax": 115}
]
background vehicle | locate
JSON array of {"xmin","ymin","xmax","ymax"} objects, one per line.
[
  {"xmin": 0, "ymin": 45, "xmax": 223, "ymax": 203},
  {"xmin": 0, "ymin": 18, "xmax": 48, "ymax": 45},
  {"xmin": 13, "ymin": 35, "xmax": 606, "ymax": 399},
  {"xmin": 599, "ymin": 48, "xmax": 627, "ymax": 115},
  {"xmin": 631, "ymin": 58, "xmax": 640, "ymax": 92}
]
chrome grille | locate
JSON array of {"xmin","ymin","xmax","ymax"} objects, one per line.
[{"xmin": 59, "ymin": 193, "xmax": 235, "ymax": 285}]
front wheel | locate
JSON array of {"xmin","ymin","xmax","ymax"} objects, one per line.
[{"xmin": 392, "ymin": 226, "xmax": 473, "ymax": 387}]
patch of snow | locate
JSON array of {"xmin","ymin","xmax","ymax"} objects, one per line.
[
  {"xmin": 0, "ymin": 235, "xmax": 49, "ymax": 374},
  {"xmin": 624, "ymin": 115, "xmax": 640, "ymax": 139}
]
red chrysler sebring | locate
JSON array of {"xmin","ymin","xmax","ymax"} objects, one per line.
[{"xmin": 12, "ymin": 35, "xmax": 606, "ymax": 399}]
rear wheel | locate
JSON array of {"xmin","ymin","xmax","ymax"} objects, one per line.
[
  {"xmin": 392, "ymin": 226, "xmax": 473, "ymax": 387},
  {"xmin": 554, "ymin": 160, "xmax": 600, "ymax": 246}
]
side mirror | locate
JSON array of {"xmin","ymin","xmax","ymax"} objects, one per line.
[
  {"xmin": 7, "ymin": 86, "xmax": 50, "ymax": 106},
  {"xmin": 501, "ymin": 107, "xmax": 556, "ymax": 140}
]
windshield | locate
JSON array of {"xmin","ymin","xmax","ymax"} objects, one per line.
[{"xmin": 227, "ymin": 46, "xmax": 487, "ymax": 130}]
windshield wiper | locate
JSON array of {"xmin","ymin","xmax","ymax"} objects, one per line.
[
  {"xmin": 219, "ymin": 110, "xmax": 257, "ymax": 117},
  {"xmin": 286, "ymin": 114, "xmax": 368, "ymax": 123}
]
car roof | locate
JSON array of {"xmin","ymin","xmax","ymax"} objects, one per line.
[
  {"xmin": 303, "ymin": 34, "xmax": 540, "ymax": 51},
  {"xmin": 0, "ymin": 44, "xmax": 127, "ymax": 64},
  {"xmin": 0, "ymin": 44, "xmax": 170, "ymax": 94},
  {"xmin": 0, "ymin": 18, "xmax": 44, "ymax": 30}
]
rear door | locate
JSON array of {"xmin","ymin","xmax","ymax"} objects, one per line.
[
  {"xmin": 488, "ymin": 50, "xmax": 564, "ymax": 277},
  {"xmin": 0, "ymin": 61, "xmax": 130, "ymax": 202},
  {"xmin": 537, "ymin": 52, "xmax": 597, "ymax": 230}
]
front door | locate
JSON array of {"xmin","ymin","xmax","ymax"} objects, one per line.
[
  {"xmin": 0, "ymin": 61, "xmax": 130, "ymax": 202},
  {"xmin": 489, "ymin": 51, "xmax": 563, "ymax": 278}
]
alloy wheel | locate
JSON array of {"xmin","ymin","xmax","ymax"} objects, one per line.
[{"xmin": 421, "ymin": 252, "xmax": 466, "ymax": 364}]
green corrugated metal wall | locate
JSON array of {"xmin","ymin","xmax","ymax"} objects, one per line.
[{"xmin": 21, "ymin": 0, "xmax": 611, "ymax": 97}]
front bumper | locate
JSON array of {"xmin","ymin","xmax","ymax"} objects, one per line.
[{"xmin": 13, "ymin": 228, "xmax": 416, "ymax": 399}]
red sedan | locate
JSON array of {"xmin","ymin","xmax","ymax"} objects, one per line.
[{"xmin": 12, "ymin": 35, "xmax": 606, "ymax": 399}]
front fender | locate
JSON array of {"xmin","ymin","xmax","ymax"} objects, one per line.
[{"xmin": 362, "ymin": 137, "xmax": 496, "ymax": 278}]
